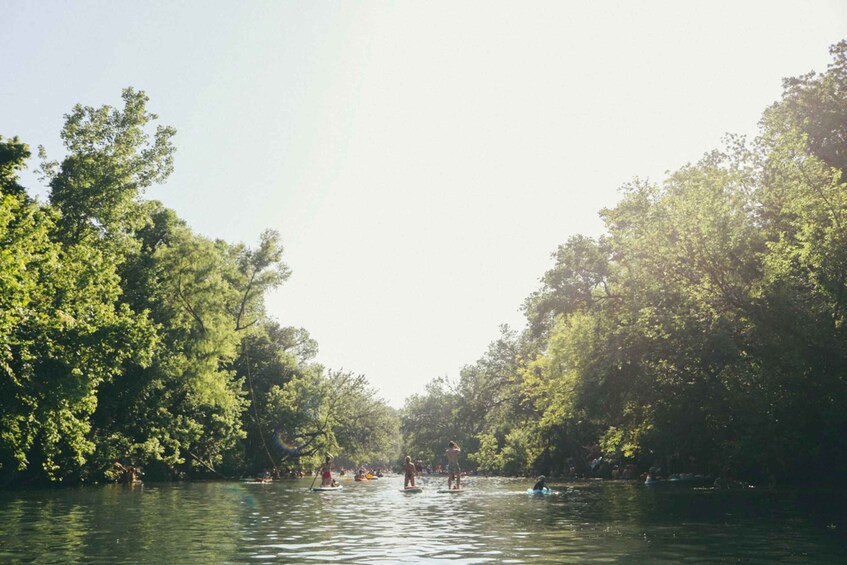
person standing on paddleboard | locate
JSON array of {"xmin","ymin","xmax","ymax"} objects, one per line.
[
  {"xmin": 404, "ymin": 456, "xmax": 417, "ymax": 488},
  {"xmin": 446, "ymin": 441, "xmax": 462, "ymax": 490},
  {"xmin": 320, "ymin": 455, "xmax": 333, "ymax": 487}
]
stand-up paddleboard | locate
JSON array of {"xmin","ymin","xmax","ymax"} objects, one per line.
[
  {"xmin": 437, "ymin": 488, "xmax": 465, "ymax": 493},
  {"xmin": 311, "ymin": 485, "xmax": 344, "ymax": 492},
  {"xmin": 400, "ymin": 487, "xmax": 423, "ymax": 493}
]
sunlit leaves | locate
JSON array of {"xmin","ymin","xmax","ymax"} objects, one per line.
[
  {"xmin": 404, "ymin": 41, "xmax": 847, "ymax": 483},
  {"xmin": 42, "ymin": 88, "xmax": 175, "ymax": 243},
  {"xmin": 2, "ymin": 89, "xmax": 399, "ymax": 485},
  {"xmin": 0, "ymin": 155, "xmax": 155, "ymax": 481}
]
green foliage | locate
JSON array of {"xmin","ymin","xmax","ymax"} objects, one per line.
[
  {"xmin": 40, "ymin": 88, "xmax": 175, "ymax": 245},
  {"xmin": 402, "ymin": 41, "xmax": 847, "ymax": 484},
  {"xmin": 401, "ymin": 378, "xmax": 468, "ymax": 467},
  {"xmin": 0, "ymin": 146, "xmax": 156, "ymax": 482},
  {"xmin": 6, "ymin": 39, "xmax": 847, "ymax": 485},
  {"xmin": 523, "ymin": 236, "xmax": 613, "ymax": 337},
  {"xmin": 0, "ymin": 89, "xmax": 399, "ymax": 485},
  {"xmin": 500, "ymin": 426, "xmax": 544, "ymax": 476},
  {"xmin": 0, "ymin": 136, "xmax": 31, "ymax": 197},
  {"xmin": 467, "ymin": 433, "xmax": 503, "ymax": 474},
  {"xmin": 764, "ymin": 40, "xmax": 847, "ymax": 174},
  {"xmin": 261, "ymin": 369, "xmax": 400, "ymax": 472}
]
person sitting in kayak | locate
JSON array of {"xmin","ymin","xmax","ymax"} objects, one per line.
[
  {"xmin": 320, "ymin": 455, "xmax": 333, "ymax": 487},
  {"xmin": 404, "ymin": 455, "xmax": 417, "ymax": 488},
  {"xmin": 533, "ymin": 475, "xmax": 547, "ymax": 491},
  {"xmin": 446, "ymin": 441, "xmax": 462, "ymax": 490}
]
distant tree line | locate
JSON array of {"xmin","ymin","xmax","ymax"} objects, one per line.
[
  {"xmin": 401, "ymin": 41, "xmax": 847, "ymax": 485},
  {"xmin": 0, "ymin": 89, "xmax": 400, "ymax": 486}
]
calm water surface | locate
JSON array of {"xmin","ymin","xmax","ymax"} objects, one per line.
[{"xmin": 1, "ymin": 476, "xmax": 845, "ymax": 563}]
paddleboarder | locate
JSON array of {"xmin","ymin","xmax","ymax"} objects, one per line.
[
  {"xmin": 404, "ymin": 455, "xmax": 417, "ymax": 488},
  {"xmin": 446, "ymin": 441, "xmax": 462, "ymax": 490},
  {"xmin": 320, "ymin": 455, "xmax": 334, "ymax": 487}
]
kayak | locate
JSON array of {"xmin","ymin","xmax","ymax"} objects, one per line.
[
  {"xmin": 400, "ymin": 487, "xmax": 423, "ymax": 493},
  {"xmin": 527, "ymin": 487, "xmax": 553, "ymax": 495},
  {"xmin": 311, "ymin": 485, "xmax": 343, "ymax": 492}
]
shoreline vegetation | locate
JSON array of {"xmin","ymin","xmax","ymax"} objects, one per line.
[{"xmin": 3, "ymin": 41, "xmax": 847, "ymax": 488}]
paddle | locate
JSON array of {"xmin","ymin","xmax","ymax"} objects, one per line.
[
  {"xmin": 308, "ymin": 466, "xmax": 320, "ymax": 491},
  {"xmin": 311, "ymin": 454, "xmax": 335, "ymax": 490},
  {"xmin": 310, "ymin": 455, "xmax": 326, "ymax": 491}
]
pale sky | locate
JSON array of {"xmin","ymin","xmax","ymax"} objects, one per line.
[{"xmin": 2, "ymin": 1, "xmax": 845, "ymax": 407}]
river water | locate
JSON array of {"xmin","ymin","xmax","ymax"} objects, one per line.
[{"xmin": 1, "ymin": 475, "xmax": 845, "ymax": 563}]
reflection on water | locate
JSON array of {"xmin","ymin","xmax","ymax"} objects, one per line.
[{"xmin": 1, "ymin": 476, "xmax": 845, "ymax": 563}]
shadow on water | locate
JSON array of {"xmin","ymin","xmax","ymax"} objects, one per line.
[{"xmin": 1, "ymin": 477, "xmax": 845, "ymax": 563}]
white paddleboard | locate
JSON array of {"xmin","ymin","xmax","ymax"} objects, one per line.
[
  {"xmin": 400, "ymin": 487, "xmax": 423, "ymax": 493},
  {"xmin": 311, "ymin": 486, "xmax": 344, "ymax": 491}
]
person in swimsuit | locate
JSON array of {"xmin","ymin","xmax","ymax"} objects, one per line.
[
  {"xmin": 446, "ymin": 441, "xmax": 462, "ymax": 490},
  {"xmin": 532, "ymin": 475, "xmax": 547, "ymax": 491},
  {"xmin": 320, "ymin": 455, "xmax": 333, "ymax": 486},
  {"xmin": 404, "ymin": 456, "xmax": 417, "ymax": 488}
]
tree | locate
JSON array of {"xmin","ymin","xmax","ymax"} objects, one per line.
[
  {"xmin": 93, "ymin": 220, "xmax": 291, "ymax": 479},
  {"xmin": 434, "ymin": 41, "xmax": 847, "ymax": 483},
  {"xmin": 262, "ymin": 369, "xmax": 400, "ymax": 472},
  {"xmin": 0, "ymin": 135, "xmax": 155, "ymax": 484},
  {"xmin": 0, "ymin": 136, "xmax": 30, "ymax": 197},
  {"xmin": 40, "ymin": 88, "xmax": 175, "ymax": 246},
  {"xmin": 766, "ymin": 40, "xmax": 847, "ymax": 175},
  {"xmin": 401, "ymin": 378, "xmax": 466, "ymax": 468},
  {"xmin": 2, "ymin": 89, "xmax": 403, "ymax": 485}
]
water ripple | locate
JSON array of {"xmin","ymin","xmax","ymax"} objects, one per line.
[{"xmin": 1, "ymin": 477, "xmax": 846, "ymax": 562}]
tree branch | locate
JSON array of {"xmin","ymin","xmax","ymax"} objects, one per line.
[{"xmin": 176, "ymin": 275, "xmax": 207, "ymax": 333}]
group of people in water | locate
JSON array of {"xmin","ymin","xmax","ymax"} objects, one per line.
[
  {"xmin": 316, "ymin": 457, "xmax": 388, "ymax": 485},
  {"xmin": 313, "ymin": 440, "xmax": 466, "ymax": 490},
  {"xmin": 313, "ymin": 440, "xmax": 552, "ymax": 492},
  {"xmin": 265, "ymin": 439, "xmax": 563, "ymax": 493},
  {"xmin": 400, "ymin": 440, "xmax": 463, "ymax": 489}
]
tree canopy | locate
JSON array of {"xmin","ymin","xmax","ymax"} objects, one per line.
[
  {"xmin": 4, "ymin": 41, "xmax": 847, "ymax": 487},
  {"xmin": 400, "ymin": 40, "xmax": 847, "ymax": 485},
  {"xmin": 0, "ymin": 92, "xmax": 399, "ymax": 486}
]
